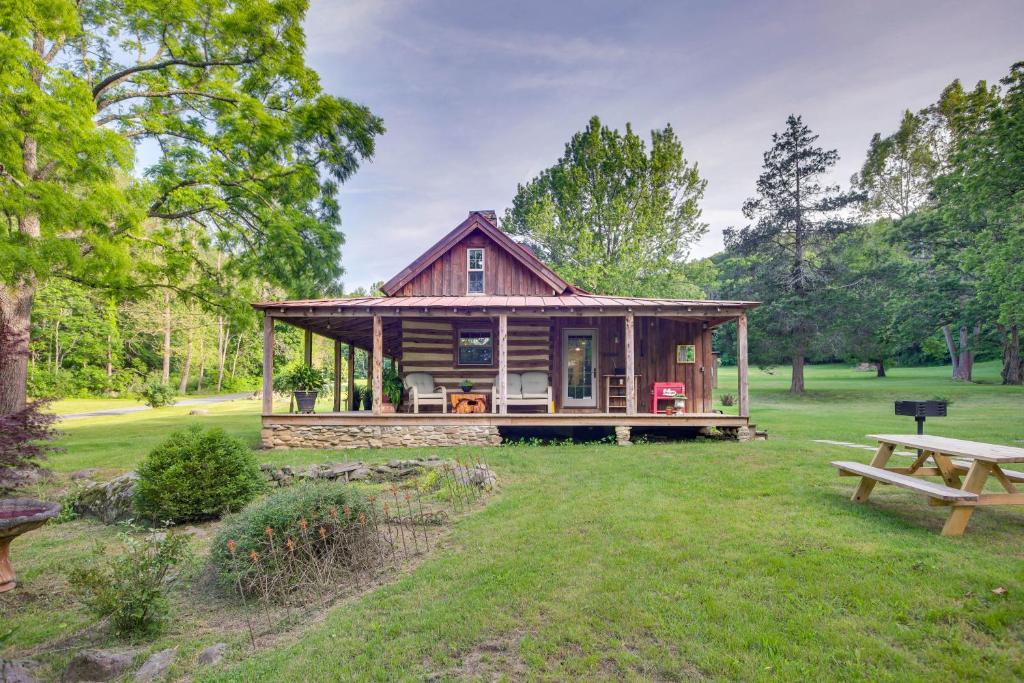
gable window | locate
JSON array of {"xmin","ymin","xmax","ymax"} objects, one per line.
[
  {"xmin": 467, "ymin": 248, "xmax": 484, "ymax": 294},
  {"xmin": 457, "ymin": 328, "xmax": 493, "ymax": 366}
]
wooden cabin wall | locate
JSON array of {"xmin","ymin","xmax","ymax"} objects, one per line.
[
  {"xmin": 551, "ymin": 316, "xmax": 714, "ymax": 413},
  {"xmin": 393, "ymin": 230, "xmax": 557, "ymax": 296},
  {"xmin": 399, "ymin": 317, "xmax": 551, "ymax": 403}
]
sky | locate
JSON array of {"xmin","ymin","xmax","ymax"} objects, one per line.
[{"xmin": 301, "ymin": 0, "xmax": 1024, "ymax": 291}]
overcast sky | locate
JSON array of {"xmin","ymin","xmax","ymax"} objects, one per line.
[{"xmin": 302, "ymin": 0, "xmax": 1024, "ymax": 291}]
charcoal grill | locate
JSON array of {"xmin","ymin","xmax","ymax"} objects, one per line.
[{"xmin": 895, "ymin": 400, "xmax": 947, "ymax": 442}]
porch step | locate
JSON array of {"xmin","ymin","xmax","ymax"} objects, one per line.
[{"xmin": 831, "ymin": 461, "xmax": 979, "ymax": 502}]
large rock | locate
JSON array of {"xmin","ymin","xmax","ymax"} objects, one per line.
[
  {"xmin": 196, "ymin": 643, "xmax": 228, "ymax": 667},
  {"xmin": 63, "ymin": 650, "xmax": 134, "ymax": 682},
  {"xmin": 0, "ymin": 659, "xmax": 39, "ymax": 683},
  {"xmin": 73, "ymin": 473, "xmax": 139, "ymax": 524},
  {"xmin": 135, "ymin": 648, "xmax": 176, "ymax": 682},
  {"xmin": 451, "ymin": 464, "xmax": 498, "ymax": 491}
]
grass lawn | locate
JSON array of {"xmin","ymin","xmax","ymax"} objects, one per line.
[{"xmin": 4, "ymin": 362, "xmax": 1023, "ymax": 681}]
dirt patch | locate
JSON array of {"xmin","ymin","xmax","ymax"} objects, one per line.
[{"xmin": 443, "ymin": 631, "xmax": 530, "ymax": 681}]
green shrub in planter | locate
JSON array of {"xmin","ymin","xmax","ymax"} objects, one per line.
[
  {"xmin": 140, "ymin": 381, "xmax": 176, "ymax": 408},
  {"xmin": 135, "ymin": 426, "xmax": 265, "ymax": 523},
  {"xmin": 210, "ymin": 481, "xmax": 374, "ymax": 596}
]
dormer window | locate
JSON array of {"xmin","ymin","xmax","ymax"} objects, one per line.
[{"xmin": 467, "ymin": 248, "xmax": 484, "ymax": 294}]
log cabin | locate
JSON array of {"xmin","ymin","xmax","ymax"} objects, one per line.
[{"xmin": 254, "ymin": 210, "xmax": 758, "ymax": 449}]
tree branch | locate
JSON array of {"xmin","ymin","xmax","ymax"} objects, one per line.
[{"xmin": 91, "ymin": 55, "xmax": 259, "ymax": 100}]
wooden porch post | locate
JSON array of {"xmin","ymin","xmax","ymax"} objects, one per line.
[
  {"xmin": 372, "ymin": 315, "xmax": 383, "ymax": 415},
  {"xmin": 625, "ymin": 312, "xmax": 636, "ymax": 414},
  {"xmin": 346, "ymin": 344, "xmax": 355, "ymax": 410},
  {"xmin": 303, "ymin": 328, "xmax": 313, "ymax": 366},
  {"xmin": 737, "ymin": 313, "xmax": 749, "ymax": 418},
  {"xmin": 498, "ymin": 314, "xmax": 508, "ymax": 414},
  {"xmin": 333, "ymin": 339, "xmax": 342, "ymax": 412},
  {"xmin": 262, "ymin": 315, "xmax": 274, "ymax": 415}
]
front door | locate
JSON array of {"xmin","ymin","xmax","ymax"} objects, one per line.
[{"xmin": 562, "ymin": 329, "xmax": 597, "ymax": 408}]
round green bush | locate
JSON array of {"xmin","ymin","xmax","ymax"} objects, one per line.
[
  {"xmin": 210, "ymin": 481, "xmax": 374, "ymax": 595},
  {"xmin": 134, "ymin": 426, "xmax": 265, "ymax": 523}
]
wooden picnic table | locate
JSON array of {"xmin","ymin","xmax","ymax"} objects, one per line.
[{"xmin": 831, "ymin": 434, "xmax": 1024, "ymax": 536}]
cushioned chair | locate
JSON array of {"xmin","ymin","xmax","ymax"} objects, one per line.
[
  {"xmin": 404, "ymin": 372, "xmax": 446, "ymax": 413},
  {"xmin": 491, "ymin": 371, "xmax": 552, "ymax": 413}
]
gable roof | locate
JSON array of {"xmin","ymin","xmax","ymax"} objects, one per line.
[{"xmin": 380, "ymin": 211, "xmax": 576, "ymax": 296}]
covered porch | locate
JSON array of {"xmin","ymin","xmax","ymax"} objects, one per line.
[{"xmin": 255, "ymin": 295, "xmax": 756, "ymax": 448}]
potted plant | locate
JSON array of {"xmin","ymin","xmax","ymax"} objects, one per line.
[
  {"xmin": 362, "ymin": 385, "xmax": 373, "ymax": 411},
  {"xmin": 349, "ymin": 384, "xmax": 363, "ymax": 411},
  {"xmin": 382, "ymin": 366, "xmax": 403, "ymax": 413},
  {"xmin": 282, "ymin": 365, "xmax": 329, "ymax": 414},
  {"xmin": 460, "ymin": 378, "xmax": 474, "ymax": 393}
]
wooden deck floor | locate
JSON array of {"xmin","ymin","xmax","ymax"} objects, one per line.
[{"xmin": 263, "ymin": 412, "xmax": 748, "ymax": 428}]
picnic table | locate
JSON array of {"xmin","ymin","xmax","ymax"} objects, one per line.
[{"xmin": 831, "ymin": 434, "xmax": 1024, "ymax": 536}]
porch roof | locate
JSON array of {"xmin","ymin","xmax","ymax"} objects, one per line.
[{"xmin": 253, "ymin": 294, "xmax": 759, "ymax": 315}]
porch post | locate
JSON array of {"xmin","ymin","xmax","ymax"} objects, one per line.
[
  {"xmin": 333, "ymin": 339, "xmax": 342, "ymax": 412},
  {"xmin": 498, "ymin": 314, "xmax": 508, "ymax": 414},
  {"xmin": 303, "ymin": 328, "xmax": 313, "ymax": 366},
  {"xmin": 625, "ymin": 312, "xmax": 636, "ymax": 414},
  {"xmin": 346, "ymin": 344, "xmax": 355, "ymax": 410},
  {"xmin": 737, "ymin": 313, "xmax": 749, "ymax": 418},
  {"xmin": 372, "ymin": 315, "xmax": 383, "ymax": 415},
  {"xmin": 262, "ymin": 315, "xmax": 274, "ymax": 415}
]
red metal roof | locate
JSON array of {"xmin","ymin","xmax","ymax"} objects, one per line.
[{"xmin": 253, "ymin": 294, "xmax": 759, "ymax": 311}]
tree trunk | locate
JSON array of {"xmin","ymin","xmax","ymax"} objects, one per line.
[
  {"xmin": 216, "ymin": 322, "xmax": 228, "ymax": 392},
  {"xmin": 790, "ymin": 350, "xmax": 805, "ymax": 393},
  {"xmin": 196, "ymin": 329, "xmax": 206, "ymax": 392},
  {"xmin": 161, "ymin": 289, "xmax": 172, "ymax": 385},
  {"xmin": 999, "ymin": 324, "xmax": 1023, "ymax": 385},
  {"xmin": 229, "ymin": 334, "xmax": 242, "ymax": 378},
  {"xmin": 942, "ymin": 324, "xmax": 959, "ymax": 379},
  {"xmin": 0, "ymin": 212, "xmax": 41, "ymax": 417},
  {"xmin": 106, "ymin": 334, "xmax": 114, "ymax": 378},
  {"xmin": 874, "ymin": 359, "xmax": 886, "ymax": 378},
  {"xmin": 178, "ymin": 330, "xmax": 193, "ymax": 394}
]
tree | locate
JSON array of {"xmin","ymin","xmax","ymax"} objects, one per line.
[
  {"xmin": 502, "ymin": 116, "xmax": 707, "ymax": 296},
  {"xmin": 724, "ymin": 115, "xmax": 862, "ymax": 393},
  {"xmin": 0, "ymin": 0, "xmax": 384, "ymax": 416}
]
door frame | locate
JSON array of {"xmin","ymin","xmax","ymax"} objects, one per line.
[{"xmin": 561, "ymin": 327, "xmax": 598, "ymax": 408}]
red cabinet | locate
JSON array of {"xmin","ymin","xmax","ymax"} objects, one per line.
[{"xmin": 650, "ymin": 382, "xmax": 686, "ymax": 414}]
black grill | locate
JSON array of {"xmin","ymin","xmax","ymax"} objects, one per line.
[{"xmin": 895, "ymin": 400, "xmax": 947, "ymax": 418}]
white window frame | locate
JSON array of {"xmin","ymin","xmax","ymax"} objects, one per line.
[{"xmin": 467, "ymin": 247, "xmax": 485, "ymax": 295}]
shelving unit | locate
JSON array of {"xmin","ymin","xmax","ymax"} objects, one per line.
[{"xmin": 604, "ymin": 374, "xmax": 641, "ymax": 413}]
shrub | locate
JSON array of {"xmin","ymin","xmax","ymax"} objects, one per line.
[
  {"xmin": 140, "ymin": 381, "xmax": 177, "ymax": 408},
  {"xmin": 278, "ymin": 365, "xmax": 329, "ymax": 392},
  {"xmin": 720, "ymin": 393, "xmax": 736, "ymax": 407},
  {"xmin": 68, "ymin": 528, "xmax": 189, "ymax": 639},
  {"xmin": 210, "ymin": 481, "xmax": 375, "ymax": 597},
  {"xmin": 135, "ymin": 426, "xmax": 265, "ymax": 523}
]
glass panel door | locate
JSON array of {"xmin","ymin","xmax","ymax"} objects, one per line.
[{"xmin": 562, "ymin": 329, "xmax": 597, "ymax": 407}]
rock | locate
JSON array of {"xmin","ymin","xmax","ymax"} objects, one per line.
[
  {"xmin": 451, "ymin": 464, "xmax": 498, "ymax": 491},
  {"xmin": 0, "ymin": 467, "xmax": 51, "ymax": 490},
  {"xmin": 69, "ymin": 468, "xmax": 99, "ymax": 480},
  {"xmin": 188, "ymin": 409, "xmax": 209, "ymax": 416},
  {"xmin": 349, "ymin": 467, "xmax": 372, "ymax": 481},
  {"xmin": 196, "ymin": 643, "xmax": 228, "ymax": 667},
  {"xmin": 135, "ymin": 648, "xmax": 176, "ymax": 682},
  {"xmin": 0, "ymin": 659, "xmax": 39, "ymax": 683},
  {"xmin": 63, "ymin": 650, "xmax": 134, "ymax": 682},
  {"xmin": 73, "ymin": 473, "xmax": 139, "ymax": 524}
]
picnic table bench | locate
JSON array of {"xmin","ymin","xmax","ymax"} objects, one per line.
[{"xmin": 831, "ymin": 434, "xmax": 1024, "ymax": 536}]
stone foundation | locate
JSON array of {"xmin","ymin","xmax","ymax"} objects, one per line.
[
  {"xmin": 615, "ymin": 426, "xmax": 632, "ymax": 446},
  {"xmin": 261, "ymin": 424, "xmax": 502, "ymax": 450}
]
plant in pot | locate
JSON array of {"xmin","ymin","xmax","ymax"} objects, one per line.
[
  {"xmin": 283, "ymin": 365, "xmax": 329, "ymax": 414},
  {"xmin": 382, "ymin": 366, "xmax": 403, "ymax": 413},
  {"xmin": 349, "ymin": 384, "xmax": 363, "ymax": 411},
  {"xmin": 361, "ymin": 385, "xmax": 373, "ymax": 411},
  {"xmin": 460, "ymin": 378, "xmax": 474, "ymax": 393}
]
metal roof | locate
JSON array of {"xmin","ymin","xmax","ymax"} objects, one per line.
[{"xmin": 253, "ymin": 294, "xmax": 759, "ymax": 311}]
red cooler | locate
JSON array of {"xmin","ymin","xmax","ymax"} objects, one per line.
[{"xmin": 650, "ymin": 382, "xmax": 686, "ymax": 414}]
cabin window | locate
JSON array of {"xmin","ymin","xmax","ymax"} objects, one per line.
[
  {"xmin": 467, "ymin": 248, "xmax": 484, "ymax": 294},
  {"xmin": 457, "ymin": 328, "xmax": 493, "ymax": 366}
]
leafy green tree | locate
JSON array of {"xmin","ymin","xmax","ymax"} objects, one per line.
[
  {"xmin": 0, "ymin": 0, "xmax": 384, "ymax": 415},
  {"xmin": 502, "ymin": 116, "xmax": 707, "ymax": 296},
  {"xmin": 724, "ymin": 115, "xmax": 862, "ymax": 393}
]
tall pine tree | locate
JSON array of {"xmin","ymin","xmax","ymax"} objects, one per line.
[{"xmin": 724, "ymin": 115, "xmax": 861, "ymax": 393}]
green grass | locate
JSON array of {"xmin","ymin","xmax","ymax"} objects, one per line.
[{"xmin": 4, "ymin": 361, "xmax": 1023, "ymax": 681}]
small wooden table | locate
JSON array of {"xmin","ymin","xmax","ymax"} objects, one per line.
[
  {"xmin": 450, "ymin": 392, "xmax": 487, "ymax": 414},
  {"xmin": 832, "ymin": 434, "xmax": 1024, "ymax": 536}
]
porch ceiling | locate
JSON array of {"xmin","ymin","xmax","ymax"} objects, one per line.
[{"xmin": 281, "ymin": 316, "xmax": 403, "ymax": 354}]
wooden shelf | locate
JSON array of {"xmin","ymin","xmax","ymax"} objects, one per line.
[{"xmin": 604, "ymin": 374, "xmax": 640, "ymax": 413}]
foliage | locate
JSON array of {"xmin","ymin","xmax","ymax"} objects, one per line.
[
  {"xmin": 134, "ymin": 426, "xmax": 264, "ymax": 523},
  {"xmin": 210, "ymin": 481, "xmax": 374, "ymax": 595},
  {"xmin": 503, "ymin": 115, "xmax": 707, "ymax": 296},
  {"xmin": 383, "ymin": 365, "xmax": 403, "ymax": 405},
  {"xmin": 279, "ymin": 364, "xmax": 330, "ymax": 392},
  {"xmin": 719, "ymin": 394, "xmax": 736, "ymax": 407},
  {"xmin": 68, "ymin": 528, "xmax": 189, "ymax": 639},
  {"xmin": 0, "ymin": 0, "xmax": 384, "ymax": 415},
  {"xmin": 140, "ymin": 381, "xmax": 177, "ymax": 408},
  {"xmin": 723, "ymin": 115, "xmax": 863, "ymax": 392}
]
